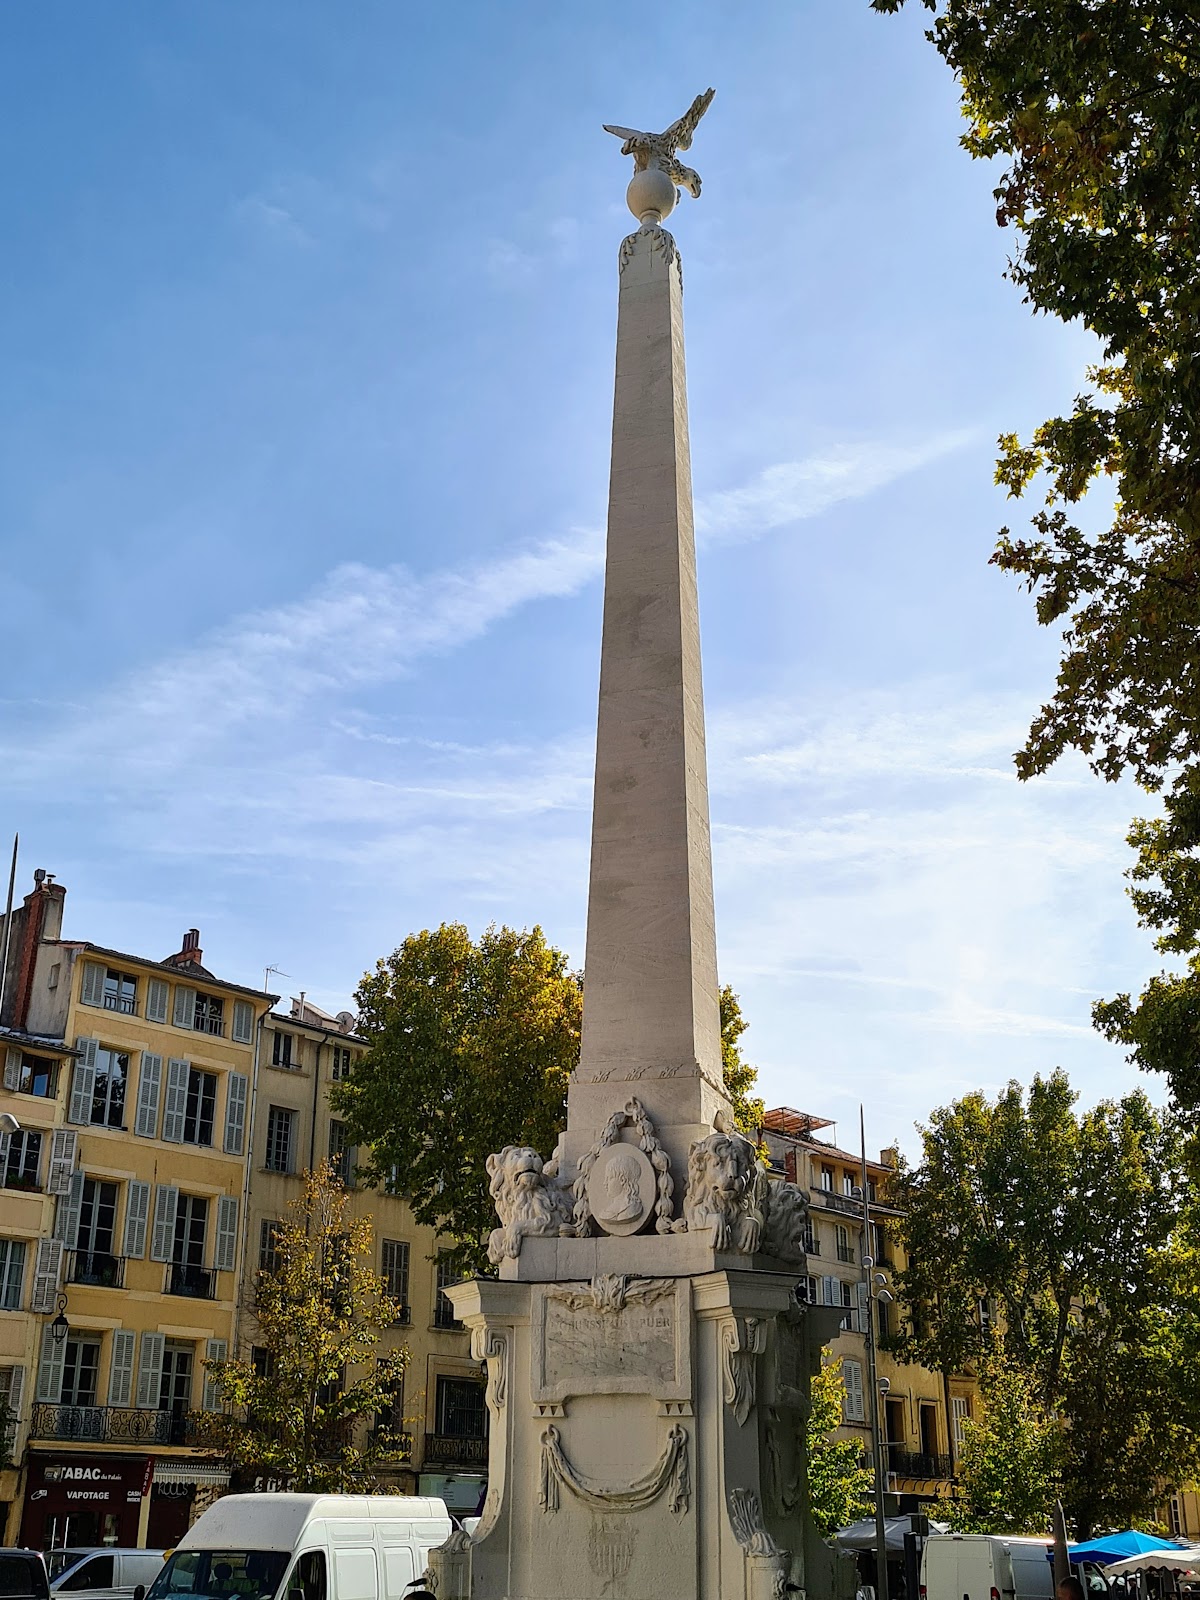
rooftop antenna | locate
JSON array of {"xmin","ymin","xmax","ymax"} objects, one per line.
[
  {"xmin": 264, "ymin": 964, "xmax": 290, "ymax": 999},
  {"xmin": 0, "ymin": 834, "xmax": 16, "ymax": 1018}
]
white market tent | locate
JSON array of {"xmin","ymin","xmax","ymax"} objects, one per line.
[{"xmin": 1106, "ymin": 1550, "xmax": 1200, "ymax": 1577}]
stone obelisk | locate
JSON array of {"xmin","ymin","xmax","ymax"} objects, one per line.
[{"xmin": 440, "ymin": 94, "xmax": 845, "ymax": 1600}]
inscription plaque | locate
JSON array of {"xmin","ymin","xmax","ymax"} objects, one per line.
[{"xmin": 531, "ymin": 1278, "xmax": 692, "ymax": 1403}]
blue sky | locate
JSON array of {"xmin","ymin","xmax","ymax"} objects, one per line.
[{"xmin": 0, "ymin": 2, "xmax": 1161, "ymax": 1155}]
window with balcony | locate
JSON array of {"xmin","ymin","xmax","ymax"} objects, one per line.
[
  {"xmin": 835, "ymin": 1225, "xmax": 855, "ymax": 1265},
  {"xmin": 15, "ymin": 1053, "xmax": 59, "ymax": 1098},
  {"xmin": 434, "ymin": 1376, "xmax": 486, "ymax": 1442},
  {"xmin": 0, "ymin": 1239, "xmax": 26, "ymax": 1310},
  {"xmin": 102, "ymin": 969, "xmax": 137, "ymax": 1015},
  {"xmin": 265, "ymin": 1107, "xmax": 295, "ymax": 1173},
  {"xmin": 382, "ymin": 1239, "xmax": 410, "ymax": 1320},
  {"xmin": 3, "ymin": 1130, "xmax": 41, "ymax": 1191},
  {"xmin": 60, "ymin": 1337, "xmax": 101, "ymax": 1407},
  {"xmin": 819, "ymin": 1166, "xmax": 833, "ymax": 1191},
  {"xmin": 330, "ymin": 1046, "xmax": 352, "ymax": 1081},
  {"xmin": 72, "ymin": 1179, "xmax": 120, "ymax": 1287},
  {"xmin": 434, "ymin": 1255, "xmax": 463, "ymax": 1329},
  {"xmin": 170, "ymin": 1195, "xmax": 212, "ymax": 1299},
  {"xmin": 91, "ymin": 1049, "xmax": 128, "ymax": 1128},
  {"xmin": 272, "ymin": 1032, "xmax": 295, "ymax": 1069},
  {"xmin": 159, "ymin": 1342, "xmax": 194, "ymax": 1419},
  {"xmin": 182, "ymin": 1069, "xmax": 216, "ymax": 1146},
  {"xmin": 194, "ymin": 993, "xmax": 224, "ymax": 1036}
]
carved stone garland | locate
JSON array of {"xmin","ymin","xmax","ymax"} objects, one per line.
[
  {"xmin": 618, "ymin": 224, "xmax": 679, "ymax": 278},
  {"xmin": 539, "ymin": 1422, "xmax": 690, "ymax": 1515},
  {"xmin": 573, "ymin": 1097, "xmax": 675, "ymax": 1236}
]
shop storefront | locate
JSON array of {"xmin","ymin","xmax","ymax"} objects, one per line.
[
  {"xmin": 147, "ymin": 1461, "xmax": 229, "ymax": 1548},
  {"xmin": 20, "ymin": 1454, "xmax": 151, "ymax": 1551}
]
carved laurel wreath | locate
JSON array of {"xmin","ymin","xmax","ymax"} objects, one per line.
[
  {"xmin": 618, "ymin": 224, "xmax": 679, "ymax": 278},
  {"xmin": 573, "ymin": 1097, "xmax": 675, "ymax": 1237}
]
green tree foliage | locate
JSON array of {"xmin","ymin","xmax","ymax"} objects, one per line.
[
  {"xmin": 720, "ymin": 984, "xmax": 765, "ymax": 1138},
  {"xmin": 197, "ymin": 1164, "xmax": 409, "ymax": 1492},
  {"xmin": 806, "ymin": 1359, "xmax": 875, "ymax": 1536},
  {"xmin": 334, "ymin": 923, "xmax": 582, "ymax": 1276},
  {"xmin": 872, "ymin": 0, "xmax": 1200, "ymax": 795},
  {"xmin": 888, "ymin": 1073, "xmax": 1200, "ymax": 1534},
  {"xmin": 949, "ymin": 1355, "xmax": 1061, "ymax": 1535}
]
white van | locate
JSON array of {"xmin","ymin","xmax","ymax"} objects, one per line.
[
  {"xmin": 145, "ymin": 1495, "xmax": 453, "ymax": 1600},
  {"xmin": 50, "ymin": 1550, "xmax": 167, "ymax": 1600},
  {"xmin": 922, "ymin": 1534, "xmax": 1110, "ymax": 1600}
]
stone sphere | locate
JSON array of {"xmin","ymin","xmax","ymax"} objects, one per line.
[{"xmin": 626, "ymin": 167, "xmax": 676, "ymax": 224}]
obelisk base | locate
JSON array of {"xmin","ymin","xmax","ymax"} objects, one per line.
[{"xmin": 433, "ymin": 1273, "xmax": 853, "ymax": 1600}]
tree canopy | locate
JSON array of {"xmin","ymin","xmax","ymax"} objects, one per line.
[
  {"xmin": 334, "ymin": 922, "xmax": 582, "ymax": 1276},
  {"xmin": 720, "ymin": 983, "xmax": 766, "ymax": 1139},
  {"xmin": 948, "ymin": 1353, "xmax": 1061, "ymax": 1535},
  {"xmin": 197, "ymin": 1164, "xmax": 409, "ymax": 1492},
  {"xmin": 887, "ymin": 1072, "xmax": 1200, "ymax": 1534}
]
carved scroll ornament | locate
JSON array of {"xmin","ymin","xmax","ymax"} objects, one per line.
[
  {"xmin": 470, "ymin": 1324, "xmax": 508, "ymax": 1412},
  {"xmin": 538, "ymin": 1422, "xmax": 690, "ymax": 1515},
  {"xmin": 721, "ymin": 1315, "xmax": 767, "ymax": 1426},
  {"xmin": 728, "ymin": 1489, "xmax": 791, "ymax": 1599}
]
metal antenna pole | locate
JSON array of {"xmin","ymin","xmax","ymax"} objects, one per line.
[
  {"xmin": 862, "ymin": 1106, "xmax": 889, "ymax": 1600},
  {"xmin": 0, "ymin": 834, "xmax": 17, "ymax": 1019}
]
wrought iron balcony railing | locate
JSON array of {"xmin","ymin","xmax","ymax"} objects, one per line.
[
  {"xmin": 424, "ymin": 1432, "xmax": 487, "ymax": 1468},
  {"xmin": 30, "ymin": 1403, "xmax": 200, "ymax": 1445},
  {"xmin": 68, "ymin": 1250, "xmax": 124, "ymax": 1288},
  {"xmin": 168, "ymin": 1264, "xmax": 216, "ymax": 1299},
  {"xmin": 888, "ymin": 1447, "xmax": 952, "ymax": 1480}
]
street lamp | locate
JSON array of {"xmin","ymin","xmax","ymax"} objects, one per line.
[
  {"xmin": 49, "ymin": 1293, "xmax": 69, "ymax": 1346},
  {"xmin": 859, "ymin": 1108, "xmax": 892, "ymax": 1600}
]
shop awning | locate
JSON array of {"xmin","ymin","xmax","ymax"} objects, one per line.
[{"xmin": 153, "ymin": 1461, "xmax": 230, "ymax": 1486}]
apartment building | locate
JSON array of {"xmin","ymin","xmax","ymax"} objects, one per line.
[
  {"xmin": 0, "ymin": 871, "xmax": 276, "ymax": 1547},
  {"xmin": 248, "ymin": 1000, "xmax": 485, "ymax": 1513},
  {"xmin": 762, "ymin": 1106, "xmax": 977, "ymax": 1511}
]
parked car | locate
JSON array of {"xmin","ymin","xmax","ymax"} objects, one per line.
[
  {"xmin": 49, "ymin": 1550, "xmax": 166, "ymax": 1600},
  {"xmin": 147, "ymin": 1494, "xmax": 453, "ymax": 1600},
  {"xmin": 922, "ymin": 1534, "xmax": 1111, "ymax": 1600},
  {"xmin": 0, "ymin": 1550, "xmax": 50, "ymax": 1600}
]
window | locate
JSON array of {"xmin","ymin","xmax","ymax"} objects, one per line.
[
  {"xmin": 272, "ymin": 1032, "xmax": 295, "ymax": 1069},
  {"xmin": 265, "ymin": 1107, "xmax": 295, "ymax": 1173},
  {"xmin": 91, "ymin": 1048, "xmax": 128, "ymax": 1127},
  {"xmin": 328, "ymin": 1121, "xmax": 351, "ymax": 1185},
  {"xmin": 374, "ymin": 1370, "xmax": 406, "ymax": 1444},
  {"xmin": 842, "ymin": 1358, "xmax": 865, "ymax": 1422},
  {"xmin": 60, "ymin": 1556, "xmax": 116, "ymax": 1592},
  {"xmin": 382, "ymin": 1240, "xmax": 410, "ymax": 1318},
  {"xmin": 0, "ymin": 1240, "xmax": 25, "ymax": 1310},
  {"xmin": 193, "ymin": 993, "xmax": 224, "ymax": 1036},
  {"xmin": 101, "ymin": 969, "xmax": 137, "ymax": 1015},
  {"xmin": 17, "ymin": 1053, "xmax": 58, "ymax": 1098},
  {"xmin": 259, "ymin": 1219, "xmax": 282, "ymax": 1274},
  {"xmin": 842, "ymin": 1173, "xmax": 855, "ymax": 1196},
  {"xmin": 252, "ymin": 1345, "xmax": 277, "ymax": 1379},
  {"xmin": 434, "ymin": 1256, "xmax": 463, "ymax": 1329},
  {"xmin": 331, "ymin": 1046, "xmax": 352, "ymax": 1081},
  {"xmin": 1168, "ymin": 1495, "xmax": 1184, "ymax": 1538},
  {"xmin": 435, "ymin": 1375, "xmax": 486, "ymax": 1439},
  {"xmin": 60, "ymin": 1336, "xmax": 101, "ymax": 1406},
  {"xmin": 2, "ymin": 1130, "xmax": 41, "ymax": 1191},
  {"xmin": 835, "ymin": 1225, "xmax": 854, "ymax": 1265},
  {"xmin": 819, "ymin": 1166, "xmax": 833, "ymax": 1191},
  {"xmin": 182, "ymin": 1068, "xmax": 217, "ymax": 1146},
  {"xmin": 951, "ymin": 1395, "xmax": 970, "ymax": 1447},
  {"xmin": 286, "ymin": 1552, "xmax": 327, "ymax": 1600},
  {"xmin": 159, "ymin": 1342, "xmax": 193, "ymax": 1418},
  {"xmin": 75, "ymin": 1180, "xmax": 119, "ymax": 1285},
  {"xmin": 803, "ymin": 1275, "xmax": 818, "ymax": 1305}
]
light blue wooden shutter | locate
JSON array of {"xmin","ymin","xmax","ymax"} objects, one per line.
[
  {"xmin": 79, "ymin": 960, "xmax": 105, "ymax": 1008},
  {"xmin": 30, "ymin": 1238, "xmax": 64, "ymax": 1313},
  {"xmin": 3, "ymin": 1365, "xmax": 25, "ymax": 1426},
  {"xmin": 135, "ymin": 1331, "xmax": 165, "ymax": 1409},
  {"xmin": 68, "ymin": 1038, "xmax": 98, "ymax": 1124},
  {"xmin": 161, "ymin": 1058, "xmax": 190, "ymax": 1142},
  {"xmin": 223, "ymin": 1073, "xmax": 248, "ymax": 1155},
  {"xmin": 232, "ymin": 1000, "xmax": 254, "ymax": 1044},
  {"xmin": 134, "ymin": 1053, "xmax": 163, "ymax": 1138},
  {"xmin": 54, "ymin": 1168, "xmax": 85, "ymax": 1248},
  {"xmin": 202, "ymin": 1339, "xmax": 227, "ymax": 1411},
  {"xmin": 3, "ymin": 1047, "xmax": 20, "ymax": 1090},
  {"xmin": 36, "ymin": 1323, "xmax": 67, "ymax": 1402},
  {"xmin": 172, "ymin": 985, "xmax": 196, "ymax": 1030},
  {"xmin": 842, "ymin": 1358, "xmax": 865, "ymax": 1422},
  {"xmin": 47, "ymin": 1130, "xmax": 78, "ymax": 1195},
  {"xmin": 108, "ymin": 1329, "xmax": 136, "ymax": 1407},
  {"xmin": 123, "ymin": 1181, "xmax": 151, "ymax": 1259},
  {"xmin": 146, "ymin": 978, "xmax": 169, "ymax": 1024},
  {"xmin": 214, "ymin": 1196, "xmax": 238, "ymax": 1273},
  {"xmin": 150, "ymin": 1185, "xmax": 179, "ymax": 1262}
]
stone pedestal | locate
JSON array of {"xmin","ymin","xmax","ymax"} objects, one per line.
[{"xmin": 437, "ymin": 1273, "xmax": 845, "ymax": 1600}]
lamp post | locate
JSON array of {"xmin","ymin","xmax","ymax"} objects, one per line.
[{"xmin": 860, "ymin": 1108, "xmax": 894, "ymax": 1600}]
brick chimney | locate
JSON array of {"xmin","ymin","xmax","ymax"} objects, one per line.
[
  {"xmin": 3, "ymin": 869, "xmax": 68, "ymax": 1029},
  {"xmin": 163, "ymin": 928, "xmax": 204, "ymax": 970}
]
